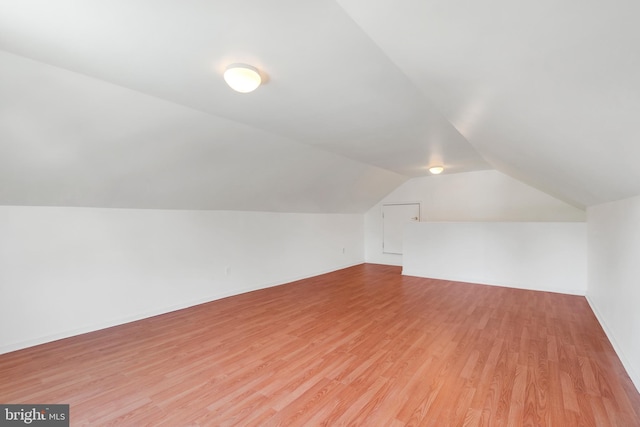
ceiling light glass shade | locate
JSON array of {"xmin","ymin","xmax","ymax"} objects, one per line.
[
  {"xmin": 224, "ymin": 64, "xmax": 261, "ymax": 93},
  {"xmin": 429, "ymin": 166, "xmax": 444, "ymax": 174}
]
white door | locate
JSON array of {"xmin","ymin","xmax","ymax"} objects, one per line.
[{"xmin": 382, "ymin": 203, "xmax": 420, "ymax": 254}]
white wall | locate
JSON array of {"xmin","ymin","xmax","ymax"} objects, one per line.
[
  {"xmin": 587, "ymin": 195, "xmax": 640, "ymax": 391},
  {"xmin": 403, "ymin": 221, "xmax": 587, "ymax": 295},
  {"xmin": 365, "ymin": 170, "xmax": 586, "ymax": 265},
  {"xmin": 0, "ymin": 206, "xmax": 364, "ymax": 354}
]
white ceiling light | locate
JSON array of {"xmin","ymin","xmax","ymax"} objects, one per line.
[
  {"xmin": 224, "ymin": 64, "xmax": 262, "ymax": 93},
  {"xmin": 429, "ymin": 166, "xmax": 444, "ymax": 175}
]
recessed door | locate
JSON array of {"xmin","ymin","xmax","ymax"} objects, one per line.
[{"xmin": 382, "ymin": 203, "xmax": 420, "ymax": 254}]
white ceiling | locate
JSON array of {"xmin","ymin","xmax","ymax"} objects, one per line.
[{"xmin": 1, "ymin": 0, "xmax": 639, "ymax": 212}]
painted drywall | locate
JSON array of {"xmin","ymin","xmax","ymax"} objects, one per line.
[
  {"xmin": 0, "ymin": 206, "xmax": 363, "ymax": 354},
  {"xmin": 365, "ymin": 170, "xmax": 586, "ymax": 265},
  {"xmin": 587, "ymin": 195, "xmax": 640, "ymax": 391},
  {"xmin": 402, "ymin": 221, "xmax": 587, "ymax": 295},
  {"xmin": 0, "ymin": 50, "xmax": 406, "ymax": 214}
]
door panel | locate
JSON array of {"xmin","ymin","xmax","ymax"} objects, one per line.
[{"xmin": 382, "ymin": 203, "xmax": 420, "ymax": 254}]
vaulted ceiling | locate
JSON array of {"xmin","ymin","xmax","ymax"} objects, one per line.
[{"xmin": 1, "ymin": 0, "xmax": 638, "ymax": 212}]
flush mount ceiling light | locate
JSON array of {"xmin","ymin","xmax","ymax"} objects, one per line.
[
  {"xmin": 224, "ymin": 64, "xmax": 262, "ymax": 93},
  {"xmin": 429, "ymin": 166, "xmax": 444, "ymax": 175}
]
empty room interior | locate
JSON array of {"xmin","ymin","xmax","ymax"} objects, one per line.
[{"xmin": 1, "ymin": 1, "xmax": 640, "ymax": 425}]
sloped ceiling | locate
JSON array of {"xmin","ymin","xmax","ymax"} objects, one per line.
[
  {"xmin": 1, "ymin": 0, "xmax": 638, "ymax": 212},
  {"xmin": 337, "ymin": 0, "xmax": 640, "ymax": 207},
  {"xmin": 0, "ymin": 51, "xmax": 405, "ymax": 212}
]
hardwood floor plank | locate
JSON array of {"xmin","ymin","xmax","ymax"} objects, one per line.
[{"xmin": 1, "ymin": 264, "xmax": 639, "ymax": 426}]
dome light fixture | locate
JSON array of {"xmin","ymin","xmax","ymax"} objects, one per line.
[
  {"xmin": 223, "ymin": 63, "xmax": 262, "ymax": 93},
  {"xmin": 429, "ymin": 166, "xmax": 444, "ymax": 175}
]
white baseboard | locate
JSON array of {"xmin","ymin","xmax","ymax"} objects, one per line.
[
  {"xmin": 586, "ymin": 295, "xmax": 640, "ymax": 394},
  {"xmin": 0, "ymin": 262, "xmax": 363, "ymax": 355},
  {"xmin": 401, "ymin": 269, "xmax": 586, "ymax": 296}
]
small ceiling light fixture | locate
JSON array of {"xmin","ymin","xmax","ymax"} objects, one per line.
[
  {"xmin": 224, "ymin": 63, "xmax": 262, "ymax": 93},
  {"xmin": 429, "ymin": 166, "xmax": 444, "ymax": 175}
]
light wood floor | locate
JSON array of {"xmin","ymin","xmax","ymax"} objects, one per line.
[{"xmin": 1, "ymin": 264, "xmax": 639, "ymax": 426}]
